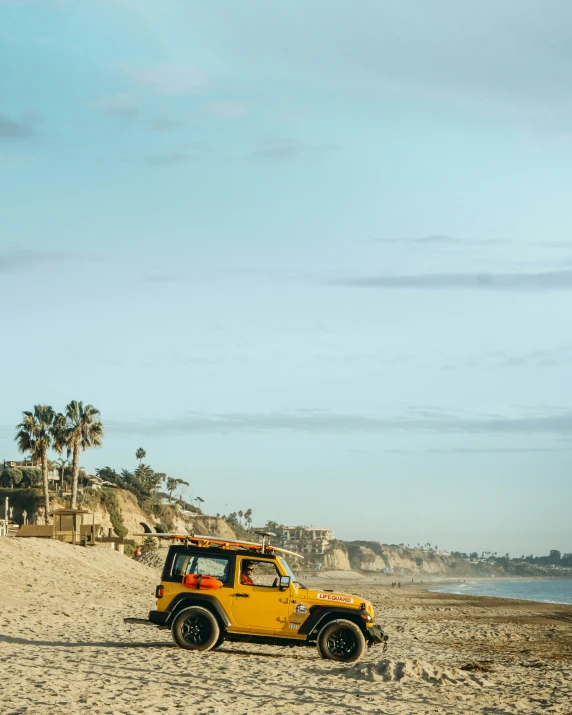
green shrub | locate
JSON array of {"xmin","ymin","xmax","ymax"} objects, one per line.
[
  {"xmin": 0, "ymin": 488, "xmax": 43, "ymax": 516},
  {"xmin": 329, "ymin": 539, "xmax": 348, "ymax": 553},
  {"xmin": 1, "ymin": 468, "xmax": 23, "ymax": 487},
  {"xmin": 23, "ymin": 468, "xmax": 42, "ymax": 487},
  {"xmin": 142, "ymin": 536, "xmax": 158, "ymax": 552},
  {"xmin": 99, "ymin": 488, "xmax": 128, "ymax": 538}
]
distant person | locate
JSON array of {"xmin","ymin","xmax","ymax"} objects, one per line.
[
  {"xmin": 133, "ymin": 546, "xmax": 142, "ymax": 559},
  {"xmin": 240, "ymin": 561, "xmax": 255, "ymax": 585},
  {"xmin": 398, "ymin": 581, "xmax": 401, "ymax": 588}
]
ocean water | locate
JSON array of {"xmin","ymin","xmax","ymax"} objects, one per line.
[{"xmin": 430, "ymin": 579, "xmax": 572, "ymax": 605}]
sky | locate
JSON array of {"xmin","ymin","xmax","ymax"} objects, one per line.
[{"xmin": 1, "ymin": 0, "xmax": 571, "ymax": 557}]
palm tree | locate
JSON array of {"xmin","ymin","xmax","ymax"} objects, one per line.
[
  {"xmin": 55, "ymin": 457, "xmax": 69, "ymax": 491},
  {"xmin": 166, "ymin": 477, "xmax": 178, "ymax": 502},
  {"xmin": 63, "ymin": 401, "xmax": 104, "ymax": 509},
  {"xmin": 134, "ymin": 463, "xmax": 154, "ymax": 490},
  {"xmin": 151, "ymin": 471, "xmax": 166, "ymax": 495},
  {"xmin": 52, "ymin": 411, "xmax": 69, "ymax": 489},
  {"xmin": 15, "ymin": 405, "xmax": 57, "ymax": 524},
  {"xmin": 136, "ymin": 447, "xmax": 146, "ymax": 465},
  {"xmin": 195, "ymin": 496, "xmax": 205, "ymax": 513}
]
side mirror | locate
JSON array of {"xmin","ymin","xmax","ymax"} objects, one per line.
[{"xmin": 279, "ymin": 576, "xmax": 291, "ymax": 591}]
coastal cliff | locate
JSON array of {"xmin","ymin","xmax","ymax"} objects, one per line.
[
  {"xmin": 344, "ymin": 542, "xmax": 453, "ymax": 575},
  {"xmin": 322, "ymin": 541, "xmax": 351, "ymax": 570},
  {"xmin": 323, "ymin": 540, "xmax": 500, "ymax": 577}
]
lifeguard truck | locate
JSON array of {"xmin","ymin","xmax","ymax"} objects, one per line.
[{"xmin": 126, "ymin": 532, "xmax": 388, "ymax": 662}]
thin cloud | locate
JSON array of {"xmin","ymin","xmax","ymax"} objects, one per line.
[
  {"xmin": 144, "ymin": 143, "xmax": 206, "ymax": 166},
  {"xmin": 19, "ymin": 109, "xmax": 44, "ymax": 124},
  {"xmin": 108, "ymin": 407, "xmax": 572, "ymax": 437},
  {"xmin": 207, "ymin": 101, "xmax": 247, "ymax": 119},
  {"xmin": 88, "ymin": 93, "xmax": 139, "ymax": 118},
  {"xmin": 440, "ymin": 346, "xmax": 572, "ymax": 371},
  {"xmin": 380, "ymin": 446, "xmax": 572, "ymax": 454},
  {"xmin": 126, "ymin": 64, "xmax": 207, "ymax": 94},
  {"xmin": 145, "ymin": 153, "xmax": 197, "ymax": 167},
  {"xmin": 375, "ymin": 234, "xmax": 571, "ymax": 250},
  {"xmin": 330, "ymin": 270, "xmax": 572, "ymax": 291},
  {"xmin": 0, "ymin": 153, "xmax": 34, "ymax": 169},
  {"xmin": 495, "ymin": 346, "xmax": 572, "ymax": 369},
  {"xmin": 376, "ymin": 234, "xmax": 505, "ymax": 246},
  {"xmin": 148, "ymin": 119, "xmax": 185, "ymax": 132},
  {"xmin": 0, "ymin": 249, "xmax": 101, "ymax": 274},
  {"xmin": 144, "ymin": 274, "xmax": 187, "ymax": 282},
  {"xmin": 0, "ymin": 113, "xmax": 36, "ymax": 141},
  {"xmin": 171, "ymin": 352, "xmax": 213, "ymax": 366},
  {"xmin": 251, "ymin": 139, "xmax": 340, "ymax": 162},
  {"xmin": 144, "ymin": 142, "xmax": 207, "ymax": 166}
]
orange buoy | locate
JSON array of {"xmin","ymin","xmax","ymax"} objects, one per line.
[{"xmin": 182, "ymin": 574, "xmax": 223, "ymax": 590}]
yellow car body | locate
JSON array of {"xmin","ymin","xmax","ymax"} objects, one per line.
[{"xmin": 140, "ymin": 541, "xmax": 387, "ymax": 661}]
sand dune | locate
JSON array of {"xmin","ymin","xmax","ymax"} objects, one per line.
[
  {"xmin": 343, "ymin": 657, "xmax": 494, "ymax": 686},
  {"xmin": 1, "ymin": 538, "xmax": 571, "ymax": 714}
]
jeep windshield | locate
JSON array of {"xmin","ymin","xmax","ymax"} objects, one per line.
[{"xmin": 278, "ymin": 556, "xmax": 300, "ymax": 585}]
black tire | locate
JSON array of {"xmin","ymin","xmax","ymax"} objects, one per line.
[
  {"xmin": 172, "ymin": 606, "xmax": 220, "ymax": 651},
  {"xmin": 317, "ymin": 619, "xmax": 366, "ymax": 663},
  {"xmin": 212, "ymin": 632, "xmax": 226, "ymax": 650}
]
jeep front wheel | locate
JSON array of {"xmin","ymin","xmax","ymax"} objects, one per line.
[
  {"xmin": 317, "ymin": 619, "xmax": 366, "ymax": 663},
  {"xmin": 172, "ymin": 607, "xmax": 220, "ymax": 651}
]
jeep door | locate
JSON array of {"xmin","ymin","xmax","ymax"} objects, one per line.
[{"xmin": 231, "ymin": 557, "xmax": 290, "ymax": 634}]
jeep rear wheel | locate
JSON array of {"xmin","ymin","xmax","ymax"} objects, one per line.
[
  {"xmin": 317, "ymin": 619, "xmax": 366, "ymax": 663},
  {"xmin": 172, "ymin": 606, "xmax": 220, "ymax": 651}
]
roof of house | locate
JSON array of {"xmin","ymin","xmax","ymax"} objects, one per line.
[
  {"xmin": 16, "ymin": 525, "xmax": 54, "ymax": 538},
  {"xmin": 49, "ymin": 508, "xmax": 89, "ymax": 515}
]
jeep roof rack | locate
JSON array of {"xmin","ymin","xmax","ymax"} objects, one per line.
[{"xmin": 134, "ymin": 532, "xmax": 303, "ymax": 559}]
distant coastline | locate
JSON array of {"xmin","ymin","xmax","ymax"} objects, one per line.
[{"xmin": 427, "ymin": 577, "xmax": 572, "ymax": 605}]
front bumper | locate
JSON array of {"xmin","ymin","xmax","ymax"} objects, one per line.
[{"xmin": 367, "ymin": 625, "xmax": 387, "ymax": 644}]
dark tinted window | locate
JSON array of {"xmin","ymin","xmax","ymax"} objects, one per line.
[{"xmin": 172, "ymin": 553, "xmax": 230, "ymax": 583}]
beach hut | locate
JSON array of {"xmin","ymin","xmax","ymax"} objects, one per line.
[{"xmin": 49, "ymin": 508, "xmax": 89, "ymax": 544}]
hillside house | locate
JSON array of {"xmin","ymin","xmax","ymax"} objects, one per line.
[{"xmin": 275, "ymin": 526, "xmax": 335, "ymax": 556}]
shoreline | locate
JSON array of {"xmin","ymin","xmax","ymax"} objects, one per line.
[
  {"xmin": 303, "ymin": 569, "xmax": 572, "ymax": 583},
  {"xmin": 303, "ymin": 573, "xmax": 572, "ymax": 606},
  {"xmin": 304, "ymin": 572, "xmax": 572, "ymax": 586}
]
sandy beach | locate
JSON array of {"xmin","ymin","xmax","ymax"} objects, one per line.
[{"xmin": 1, "ymin": 538, "xmax": 571, "ymax": 715}]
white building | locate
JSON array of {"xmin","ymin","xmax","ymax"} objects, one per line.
[{"xmin": 278, "ymin": 526, "xmax": 335, "ymax": 556}]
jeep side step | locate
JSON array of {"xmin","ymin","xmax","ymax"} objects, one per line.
[
  {"xmin": 124, "ymin": 617, "xmax": 156, "ymax": 626},
  {"xmin": 124, "ymin": 617, "xmax": 170, "ymax": 631}
]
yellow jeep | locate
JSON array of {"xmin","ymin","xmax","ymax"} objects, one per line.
[{"xmin": 127, "ymin": 534, "xmax": 387, "ymax": 662}]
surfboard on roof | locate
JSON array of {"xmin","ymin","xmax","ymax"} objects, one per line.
[{"xmin": 133, "ymin": 532, "xmax": 304, "ymax": 559}]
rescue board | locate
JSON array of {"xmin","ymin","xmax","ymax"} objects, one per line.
[
  {"xmin": 182, "ymin": 573, "xmax": 223, "ymax": 589},
  {"xmin": 133, "ymin": 532, "xmax": 304, "ymax": 559}
]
